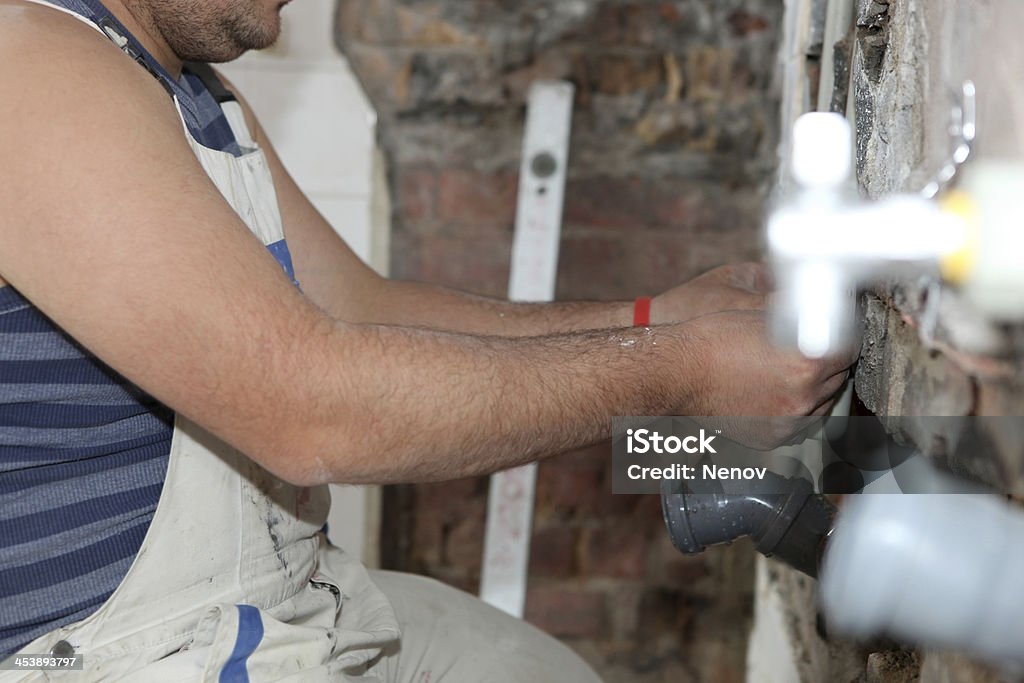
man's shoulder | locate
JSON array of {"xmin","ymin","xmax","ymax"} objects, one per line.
[
  {"xmin": 0, "ymin": 1, "xmax": 159, "ymax": 105},
  {"xmin": 1, "ymin": 1, "xmax": 107, "ymax": 57}
]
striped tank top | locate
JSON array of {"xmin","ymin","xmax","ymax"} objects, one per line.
[{"xmin": 1, "ymin": 0, "xmax": 296, "ymax": 654}]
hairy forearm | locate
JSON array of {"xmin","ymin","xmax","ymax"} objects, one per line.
[
  {"xmin": 284, "ymin": 320, "xmax": 696, "ymax": 486},
  {"xmin": 350, "ymin": 278, "xmax": 633, "ymax": 337}
]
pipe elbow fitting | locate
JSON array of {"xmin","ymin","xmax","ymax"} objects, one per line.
[{"xmin": 661, "ymin": 473, "xmax": 835, "ymax": 578}]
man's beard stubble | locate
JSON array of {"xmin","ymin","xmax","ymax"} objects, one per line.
[{"xmin": 128, "ymin": 0, "xmax": 282, "ymax": 63}]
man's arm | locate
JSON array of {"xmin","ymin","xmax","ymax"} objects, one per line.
[
  {"xmin": 228, "ymin": 83, "xmax": 766, "ymax": 336},
  {"xmin": 250, "ymin": 107, "xmax": 632, "ymax": 335},
  {"xmin": 0, "ymin": 11, "xmax": 852, "ymax": 489}
]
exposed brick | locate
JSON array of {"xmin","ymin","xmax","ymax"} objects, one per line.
[
  {"xmin": 427, "ymin": 566, "xmax": 477, "ymax": 595},
  {"xmin": 535, "ymin": 449, "xmax": 606, "ymax": 518},
  {"xmin": 919, "ymin": 651, "xmax": 1004, "ymax": 683},
  {"xmin": 347, "ymin": 0, "xmax": 400, "ymax": 44},
  {"xmin": 525, "ymin": 584, "xmax": 609, "ymax": 639},
  {"xmin": 410, "ymin": 510, "xmax": 444, "ymax": 569},
  {"xmin": 688, "ymin": 633, "xmax": 748, "ymax": 683},
  {"xmin": 646, "ymin": 185, "xmax": 730, "ymax": 234},
  {"xmin": 634, "ymin": 101, "xmax": 703, "ymax": 148},
  {"xmin": 631, "ymin": 492, "xmax": 669, "ymax": 526},
  {"xmin": 343, "ymin": 44, "xmax": 413, "ymax": 110},
  {"xmin": 659, "ymin": 3, "xmax": 683, "ymax": 25},
  {"xmin": 585, "ymin": 5, "xmax": 625, "ymax": 46},
  {"xmin": 555, "ymin": 226, "xmax": 762, "ymax": 303},
  {"xmin": 727, "ymin": 10, "xmax": 770, "ymax": 37},
  {"xmin": 443, "ymin": 506, "xmax": 484, "ymax": 575},
  {"xmin": 581, "ymin": 522, "xmax": 649, "ymax": 579},
  {"xmin": 555, "ymin": 233, "xmax": 631, "ymax": 301},
  {"xmin": 563, "ymin": 176, "xmax": 656, "ymax": 231},
  {"xmin": 391, "ymin": 232, "xmax": 512, "ymax": 297},
  {"xmin": 856, "ymin": 297, "xmax": 975, "ymax": 418},
  {"xmin": 394, "ymin": 8, "xmax": 484, "ymax": 48},
  {"xmin": 600, "ymin": 492, "xmax": 649, "ymax": 519},
  {"xmin": 528, "ymin": 525, "xmax": 579, "ymax": 578},
  {"xmin": 627, "ymin": 239, "xmax": 689, "ymax": 293},
  {"xmin": 603, "ymin": 584, "xmax": 645, "ymax": 641},
  {"xmin": 411, "ymin": 478, "xmax": 487, "ymax": 572},
  {"xmin": 407, "ymin": 52, "xmax": 505, "ymax": 108},
  {"xmin": 502, "ymin": 49, "xmax": 576, "ymax": 101},
  {"xmin": 654, "ymin": 533, "xmax": 713, "ymax": 587},
  {"xmin": 334, "ymin": 1, "xmax": 365, "ymax": 43},
  {"xmin": 416, "ymin": 478, "xmax": 486, "ymax": 520},
  {"xmin": 636, "ymin": 588, "xmax": 695, "ymax": 638},
  {"xmin": 563, "ymin": 177, "xmax": 748, "ymax": 235},
  {"xmin": 387, "ymin": 229, "xmax": 421, "ymax": 283},
  {"xmin": 684, "ymin": 45, "xmax": 739, "ymax": 101},
  {"xmin": 436, "ymin": 169, "xmax": 519, "ymax": 228},
  {"xmin": 594, "ymin": 54, "xmax": 664, "ymax": 97},
  {"xmin": 663, "ymin": 554, "xmax": 712, "ymax": 588},
  {"xmin": 866, "ymin": 650, "xmax": 921, "ymax": 683},
  {"xmin": 586, "ymin": 3, "xmax": 691, "ymax": 49},
  {"xmin": 396, "ymin": 167, "xmax": 438, "ymax": 225}
]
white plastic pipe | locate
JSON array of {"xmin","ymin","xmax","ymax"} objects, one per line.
[
  {"xmin": 820, "ymin": 494, "xmax": 1024, "ymax": 671},
  {"xmin": 769, "ymin": 113, "xmax": 969, "ymax": 358}
]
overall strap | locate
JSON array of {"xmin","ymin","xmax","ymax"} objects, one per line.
[
  {"xmin": 185, "ymin": 62, "xmax": 236, "ymax": 104},
  {"xmin": 184, "ymin": 61, "xmax": 257, "ymax": 150},
  {"xmin": 95, "ymin": 16, "xmax": 175, "ymax": 97}
]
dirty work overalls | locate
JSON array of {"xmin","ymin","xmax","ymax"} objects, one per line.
[
  {"xmin": 6, "ymin": 2, "xmax": 400, "ymax": 680},
  {"xmin": 7, "ymin": 3, "xmax": 606, "ymax": 681}
]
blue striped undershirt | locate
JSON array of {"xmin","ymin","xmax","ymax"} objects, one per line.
[{"xmin": 1, "ymin": 0, "xmax": 296, "ymax": 654}]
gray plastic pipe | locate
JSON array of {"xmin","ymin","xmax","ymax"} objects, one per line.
[
  {"xmin": 661, "ymin": 473, "xmax": 836, "ymax": 578},
  {"xmin": 820, "ymin": 495, "xmax": 1024, "ymax": 671}
]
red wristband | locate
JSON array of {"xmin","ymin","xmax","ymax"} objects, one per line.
[{"xmin": 633, "ymin": 297, "xmax": 652, "ymax": 327}]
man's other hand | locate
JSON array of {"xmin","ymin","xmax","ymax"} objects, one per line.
[{"xmin": 653, "ymin": 262, "xmax": 774, "ymax": 324}]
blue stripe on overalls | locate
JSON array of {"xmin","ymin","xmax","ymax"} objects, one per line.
[
  {"xmin": 267, "ymin": 239, "xmax": 299, "ymax": 287},
  {"xmin": 219, "ymin": 605, "xmax": 265, "ymax": 683}
]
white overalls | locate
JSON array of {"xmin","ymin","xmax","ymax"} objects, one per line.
[{"xmin": 7, "ymin": 3, "xmax": 605, "ymax": 682}]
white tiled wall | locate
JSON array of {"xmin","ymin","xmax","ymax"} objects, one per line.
[{"xmin": 219, "ymin": 0, "xmax": 385, "ymax": 565}]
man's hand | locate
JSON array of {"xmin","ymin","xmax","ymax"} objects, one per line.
[
  {"xmin": 680, "ymin": 309, "xmax": 856, "ymax": 448},
  {"xmin": 653, "ymin": 262, "xmax": 774, "ymax": 324}
]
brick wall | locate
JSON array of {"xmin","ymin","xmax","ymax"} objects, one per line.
[
  {"xmin": 849, "ymin": 2, "xmax": 1024, "ymax": 678},
  {"xmin": 752, "ymin": 1, "xmax": 1024, "ymax": 681},
  {"xmin": 335, "ymin": 2, "xmax": 784, "ymax": 679}
]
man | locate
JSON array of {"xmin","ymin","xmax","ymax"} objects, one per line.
[{"xmin": 0, "ymin": 0, "xmax": 855, "ymax": 680}]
